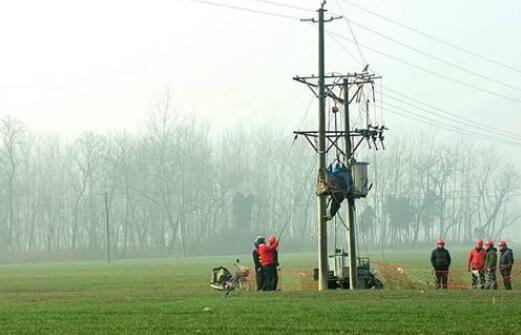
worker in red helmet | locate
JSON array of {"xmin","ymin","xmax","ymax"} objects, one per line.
[
  {"xmin": 269, "ymin": 235, "xmax": 280, "ymax": 291},
  {"xmin": 258, "ymin": 235, "xmax": 279, "ymax": 291},
  {"xmin": 467, "ymin": 239, "xmax": 486, "ymax": 289},
  {"xmin": 430, "ymin": 238, "xmax": 451, "ymax": 289},
  {"xmin": 498, "ymin": 240, "xmax": 514, "ymax": 290},
  {"xmin": 484, "ymin": 240, "xmax": 498, "ymax": 290},
  {"xmin": 252, "ymin": 236, "xmax": 266, "ymax": 291}
]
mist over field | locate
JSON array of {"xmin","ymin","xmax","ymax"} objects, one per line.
[
  {"xmin": 2, "ymin": 1, "xmax": 521, "ymax": 335},
  {"xmin": 0, "ymin": 0, "xmax": 520, "ymax": 264},
  {"xmin": 0, "ymin": 95, "xmax": 518, "ymax": 263}
]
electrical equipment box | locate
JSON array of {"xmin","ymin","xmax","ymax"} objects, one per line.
[
  {"xmin": 328, "ymin": 251, "xmax": 349, "ymax": 279},
  {"xmin": 352, "ymin": 162, "xmax": 369, "ymax": 197}
]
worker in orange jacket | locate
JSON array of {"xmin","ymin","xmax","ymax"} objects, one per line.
[
  {"xmin": 467, "ymin": 239, "xmax": 486, "ymax": 289},
  {"xmin": 252, "ymin": 236, "xmax": 266, "ymax": 291},
  {"xmin": 268, "ymin": 235, "xmax": 280, "ymax": 290},
  {"xmin": 258, "ymin": 235, "xmax": 279, "ymax": 291}
]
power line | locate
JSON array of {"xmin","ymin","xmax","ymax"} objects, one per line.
[
  {"xmin": 375, "ymin": 191, "xmax": 521, "ymax": 199},
  {"xmin": 382, "ymin": 104, "xmax": 521, "ymax": 147},
  {"xmin": 185, "ymin": 0, "xmax": 300, "ymax": 20},
  {"xmin": 326, "ymin": 30, "xmax": 362, "ymax": 69},
  {"xmin": 230, "ymin": 0, "xmax": 521, "ymax": 88},
  {"xmin": 328, "ymin": 31, "xmax": 521, "ymax": 104},
  {"xmin": 326, "ymin": 30, "xmax": 521, "ymax": 144},
  {"xmin": 186, "ymin": 1, "xmax": 521, "ymax": 147},
  {"xmin": 382, "ymin": 103, "xmax": 521, "ymax": 146},
  {"xmin": 266, "ymin": 96, "xmax": 315, "ymax": 200},
  {"xmin": 334, "ymin": 0, "xmax": 367, "ymax": 65},
  {"xmin": 247, "ymin": 0, "xmax": 314, "ymax": 13},
  {"xmin": 380, "ymin": 87, "xmax": 521, "ymax": 141},
  {"xmin": 344, "ymin": 19, "xmax": 521, "ymax": 93},
  {"xmin": 339, "ymin": 0, "xmax": 521, "ymax": 74},
  {"xmin": 279, "ymin": 153, "xmax": 318, "ymax": 238}
]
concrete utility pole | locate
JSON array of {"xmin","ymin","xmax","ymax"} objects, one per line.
[
  {"xmin": 343, "ymin": 79, "xmax": 357, "ymax": 290},
  {"xmin": 295, "ymin": 1, "xmax": 342, "ymax": 291},
  {"xmin": 104, "ymin": 192, "xmax": 111, "ymax": 264},
  {"xmin": 316, "ymin": 2, "xmax": 329, "ymax": 292}
]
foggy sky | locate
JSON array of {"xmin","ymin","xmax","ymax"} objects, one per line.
[
  {"xmin": 1, "ymin": 0, "xmax": 520, "ymax": 141},
  {"xmin": 0, "ymin": 0, "xmax": 520, "ymax": 246}
]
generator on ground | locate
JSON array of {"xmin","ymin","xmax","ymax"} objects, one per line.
[{"xmin": 313, "ymin": 249, "xmax": 383, "ymax": 289}]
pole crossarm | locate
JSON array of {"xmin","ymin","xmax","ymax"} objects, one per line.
[
  {"xmin": 293, "ymin": 126, "xmax": 387, "ymax": 157},
  {"xmin": 293, "ymin": 73, "xmax": 381, "ymax": 104}
]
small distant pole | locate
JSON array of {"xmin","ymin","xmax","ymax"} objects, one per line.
[{"xmin": 104, "ymin": 192, "xmax": 111, "ymax": 264}]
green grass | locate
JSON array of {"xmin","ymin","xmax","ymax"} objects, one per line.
[{"xmin": 0, "ymin": 252, "xmax": 520, "ymax": 334}]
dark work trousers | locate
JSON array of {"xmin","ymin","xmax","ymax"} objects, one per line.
[
  {"xmin": 330, "ymin": 192, "xmax": 345, "ymax": 218},
  {"xmin": 434, "ymin": 269, "xmax": 448, "ymax": 289},
  {"xmin": 500, "ymin": 266, "xmax": 513, "ymax": 290},
  {"xmin": 471, "ymin": 269, "xmax": 485, "ymax": 289},
  {"xmin": 262, "ymin": 264, "xmax": 276, "ymax": 291},
  {"xmin": 273, "ymin": 265, "xmax": 278, "ymax": 291},
  {"xmin": 255, "ymin": 267, "xmax": 264, "ymax": 291},
  {"xmin": 484, "ymin": 270, "xmax": 497, "ymax": 290}
]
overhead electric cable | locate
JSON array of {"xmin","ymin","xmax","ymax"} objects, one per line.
[
  {"xmin": 344, "ymin": 19, "xmax": 521, "ymax": 93},
  {"xmin": 186, "ymin": 0, "xmax": 300, "ymax": 20},
  {"xmin": 379, "ymin": 88, "xmax": 521, "ymax": 141},
  {"xmin": 340, "ymin": 0, "xmax": 521, "ymax": 74},
  {"xmin": 327, "ymin": 31, "xmax": 521, "ymax": 144},
  {"xmin": 278, "ymin": 154, "xmax": 318, "ymax": 238},
  {"xmin": 334, "ymin": 0, "xmax": 367, "ymax": 64},
  {"xmin": 382, "ymin": 104, "xmax": 521, "ymax": 147},
  {"xmin": 247, "ymin": 0, "xmax": 314, "ymax": 12},
  {"xmin": 328, "ymin": 31, "xmax": 521, "ymax": 104}
]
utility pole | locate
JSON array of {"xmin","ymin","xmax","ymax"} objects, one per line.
[
  {"xmin": 294, "ymin": 3, "xmax": 383, "ymax": 292},
  {"xmin": 298, "ymin": 1, "xmax": 341, "ymax": 291},
  {"xmin": 366, "ymin": 99, "xmax": 370, "ymax": 128},
  {"xmin": 104, "ymin": 192, "xmax": 111, "ymax": 264},
  {"xmin": 316, "ymin": 2, "xmax": 329, "ymax": 292},
  {"xmin": 343, "ymin": 79, "xmax": 357, "ymax": 290}
]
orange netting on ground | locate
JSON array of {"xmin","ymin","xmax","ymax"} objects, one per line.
[
  {"xmin": 372, "ymin": 262, "xmax": 521, "ymax": 290},
  {"xmin": 243, "ymin": 266, "xmax": 520, "ymax": 291},
  {"xmin": 243, "ymin": 271, "xmax": 316, "ymax": 291}
]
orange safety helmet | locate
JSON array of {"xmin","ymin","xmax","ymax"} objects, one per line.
[
  {"xmin": 486, "ymin": 240, "xmax": 494, "ymax": 247},
  {"xmin": 437, "ymin": 238, "xmax": 445, "ymax": 245}
]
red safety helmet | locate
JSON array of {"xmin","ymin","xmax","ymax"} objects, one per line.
[
  {"xmin": 486, "ymin": 240, "xmax": 494, "ymax": 247},
  {"xmin": 475, "ymin": 239, "xmax": 484, "ymax": 246},
  {"xmin": 437, "ymin": 238, "xmax": 445, "ymax": 245},
  {"xmin": 498, "ymin": 240, "xmax": 507, "ymax": 248}
]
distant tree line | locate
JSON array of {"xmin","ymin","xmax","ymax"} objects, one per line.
[
  {"xmin": 0, "ymin": 97, "xmax": 519, "ymax": 261},
  {"xmin": 357, "ymin": 136, "xmax": 520, "ymax": 248}
]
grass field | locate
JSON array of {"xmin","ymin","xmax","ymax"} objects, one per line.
[{"xmin": 0, "ymin": 250, "xmax": 520, "ymax": 334}]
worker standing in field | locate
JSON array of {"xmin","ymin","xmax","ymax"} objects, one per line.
[
  {"xmin": 467, "ymin": 239, "xmax": 487, "ymax": 289},
  {"xmin": 269, "ymin": 235, "xmax": 280, "ymax": 290},
  {"xmin": 252, "ymin": 236, "xmax": 266, "ymax": 291},
  {"xmin": 484, "ymin": 240, "xmax": 498, "ymax": 290},
  {"xmin": 498, "ymin": 240, "xmax": 514, "ymax": 290},
  {"xmin": 258, "ymin": 235, "xmax": 279, "ymax": 291},
  {"xmin": 430, "ymin": 239, "xmax": 451, "ymax": 289}
]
